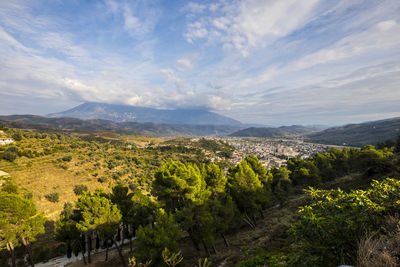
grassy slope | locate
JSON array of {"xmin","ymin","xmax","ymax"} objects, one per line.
[
  {"xmin": 0, "ymin": 135, "xmax": 117, "ymax": 220},
  {"xmin": 0, "ymin": 159, "xmax": 106, "ymax": 220},
  {"xmin": 0, "ymin": 131, "xmax": 229, "ymax": 222}
]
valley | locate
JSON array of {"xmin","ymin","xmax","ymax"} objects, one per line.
[{"xmin": 1, "ymin": 121, "xmax": 399, "ymax": 266}]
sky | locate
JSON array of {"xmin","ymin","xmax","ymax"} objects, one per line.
[{"xmin": 0, "ymin": 0, "xmax": 400, "ymax": 126}]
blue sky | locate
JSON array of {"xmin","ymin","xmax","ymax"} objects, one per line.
[{"xmin": 0, "ymin": 0, "xmax": 399, "ymax": 126}]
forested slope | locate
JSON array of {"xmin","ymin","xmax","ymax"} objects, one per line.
[
  {"xmin": 229, "ymin": 125, "xmax": 319, "ymax": 138},
  {"xmin": 0, "ymin": 115, "xmax": 241, "ymax": 137},
  {"xmin": 306, "ymin": 117, "xmax": 400, "ymax": 147}
]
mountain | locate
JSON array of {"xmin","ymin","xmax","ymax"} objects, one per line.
[
  {"xmin": 0, "ymin": 115, "xmax": 240, "ymax": 137},
  {"xmin": 229, "ymin": 125, "xmax": 319, "ymax": 138},
  {"xmin": 48, "ymin": 102, "xmax": 242, "ymax": 126},
  {"xmin": 305, "ymin": 117, "xmax": 400, "ymax": 147}
]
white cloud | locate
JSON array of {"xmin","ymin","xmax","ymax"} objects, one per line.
[
  {"xmin": 159, "ymin": 66, "xmax": 231, "ymax": 110},
  {"xmin": 104, "ymin": 0, "xmax": 119, "ymax": 13},
  {"xmin": 184, "ymin": 0, "xmax": 319, "ymax": 56},
  {"xmin": 184, "ymin": 2, "xmax": 208, "ymax": 14},
  {"xmin": 123, "ymin": 7, "xmax": 140, "ymax": 31},
  {"xmin": 176, "ymin": 57, "xmax": 193, "ymax": 70},
  {"xmin": 35, "ymin": 32, "xmax": 89, "ymax": 61},
  {"xmin": 103, "ymin": 0, "xmax": 159, "ymax": 38},
  {"xmin": 0, "ymin": 1, "xmax": 53, "ymax": 35},
  {"xmin": 237, "ymin": 20, "xmax": 400, "ymax": 89},
  {"xmin": 0, "ymin": 26, "xmax": 31, "ymax": 52},
  {"xmin": 290, "ymin": 20, "xmax": 400, "ymax": 71},
  {"xmin": 226, "ymin": 59, "xmax": 400, "ymax": 125},
  {"xmin": 207, "ymin": 94, "xmax": 231, "ymax": 110},
  {"xmin": 185, "ymin": 21, "xmax": 208, "ymax": 43}
]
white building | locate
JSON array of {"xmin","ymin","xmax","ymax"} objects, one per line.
[{"xmin": 0, "ymin": 138, "xmax": 14, "ymax": 145}]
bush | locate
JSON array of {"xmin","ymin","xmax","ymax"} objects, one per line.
[
  {"xmin": 97, "ymin": 177, "xmax": 108, "ymax": 183},
  {"xmin": 1, "ymin": 182, "xmax": 19, "ymax": 194},
  {"xmin": 6, "ymin": 146, "xmax": 18, "ymax": 153},
  {"xmin": 45, "ymin": 192, "xmax": 59, "ymax": 202},
  {"xmin": 290, "ymin": 178, "xmax": 400, "ymax": 266},
  {"xmin": 12, "ymin": 132, "xmax": 22, "ymax": 141},
  {"xmin": 62, "ymin": 155, "xmax": 73, "ymax": 162},
  {"xmin": 73, "ymin": 184, "xmax": 88, "ymax": 195},
  {"xmin": 59, "ymin": 164, "xmax": 68, "ymax": 170},
  {"xmin": 2, "ymin": 151, "xmax": 17, "ymax": 162},
  {"xmin": 237, "ymin": 254, "xmax": 268, "ymax": 267}
]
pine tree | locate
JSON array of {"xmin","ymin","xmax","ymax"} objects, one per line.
[
  {"xmin": 152, "ymin": 159, "xmax": 208, "ymax": 211},
  {"xmin": 55, "ymin": 203, "xmax": 81, "ymax": 259},
  {"xmin": 75, "ymin": 192, "xmax": 126, "ymax": 266},
  {"xmin": 228, "ymin": 160, "xmax": 267, "ymax": 227},
  {"xmin": 134, "ymin": 209, "xmax": 181, "ymax": 265},
  {"xmin": 0, "ymin": 191, "xmax": 45, "ymax": 267},
  {"xmin": 203, "ymin": 163, "xmax": 226, "ymax": 196}
]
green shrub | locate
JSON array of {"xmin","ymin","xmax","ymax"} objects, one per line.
[
  {"xmin": 290, "ymin": 178, "xmax": 400, "ymax": 266},
  {"xmin": 73, "ymin": 184, "xmax": 88, "ymax": 195},
  {"xmin": 2, "ymin": 151, "xmax": 17, "ymax": 162},
  {"xmin": 24, "ymin": 192, "xmax": 33, "ymax": 199},
  {"xmin": 97, "ymin": 177, "xmax": 108, "ymax": 183},
  {"xmin": 12, "ymin": 132, "xmax": 22, "ymax": 141},
  {"xmin": 62, "ymin": 155, "xmax": 73, "ymax": 162},
  {"xmin": 45, "ymin": 192, "xmax": 59, "ymax": 202},
  {"xmin": 59, "ymin": 164, "xmax": 68, "ymax": 170},
  {"xmin": 237, "ymin": 254, "xmax": 268, "ymax": 267},
  {"xmin": 1, "ymin": 182, "xmax": 19, "ymax": 194}
]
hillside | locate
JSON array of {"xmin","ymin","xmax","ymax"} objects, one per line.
[
  {"xmin": 48, "ymin": 102, "xmax": 242, "ymax": 126},
  {"xmin": 306, "ymin": 117, "xmax": 400, "ymax": 147},
  {"xmin": 229, "ymin": 125, "xmax": 319, "ymax": 137},
  {"xmin": 0, "ymin": 115, "xmax": 241, "ymax": 137},
  {"xmin": 1, "ymin": 124, "xmax": 400, "ymax": 267},
  {"xmin": 0, "ymin": 128, "xmax": 233, "ymax": 220}
]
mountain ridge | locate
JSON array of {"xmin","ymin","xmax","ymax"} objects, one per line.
[
  {"xmin": 305, "ymin": 117, "xmax": 400, "ymax": 147},
  {"xmin": 0, "ymin": 115, "xmax": 241, "ymax": 137},
  {"xmin": 48, "ymin": 102, "xmax": 242, "ymax": 126},
  {"xmin": 229, "ymin": 125, "xmax": 321, "ymax": 138}
]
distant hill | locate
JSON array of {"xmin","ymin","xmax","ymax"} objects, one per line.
[
  {"xmin": 0, "ymin": 115, "xmax": 240, "ymax": 137},
  {"xmin": 306, "ymin": 117, "xmax": 400, "ymax": 147},
  {"xmin": 229, "ymin": 125, "xmax": 319, "ymax": 138},
  {"xmin": 48, "ymin": 102, "xmax": 242, "ymax": 126}
]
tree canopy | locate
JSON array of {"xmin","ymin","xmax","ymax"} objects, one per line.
[{"xmin": 0, "ymin": 190, "xmax": 45, "ymax": 267}]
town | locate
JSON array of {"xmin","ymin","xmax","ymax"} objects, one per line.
[{"xmin": 221, "ymin": 137, "xmax": 331, "ymax": 168}]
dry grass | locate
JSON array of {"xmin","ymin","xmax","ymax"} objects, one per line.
[
  {"xmin": 0, "ymin": 133, "xmax": 199, "ymax": 220},
  {"xmin": 357, "ymin": 216, "xmax": 400, "ymax": 267},
  {"xmin": 93, "ymin": 132, "xmax": 165, "ymax": 147},
  {"xmin": 0, "ymin": 156, "xmax": 109, "ymax": 220},
  {"xmin": 177, "ymin": 196, "xmax": 301, "ymax": 266}
]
